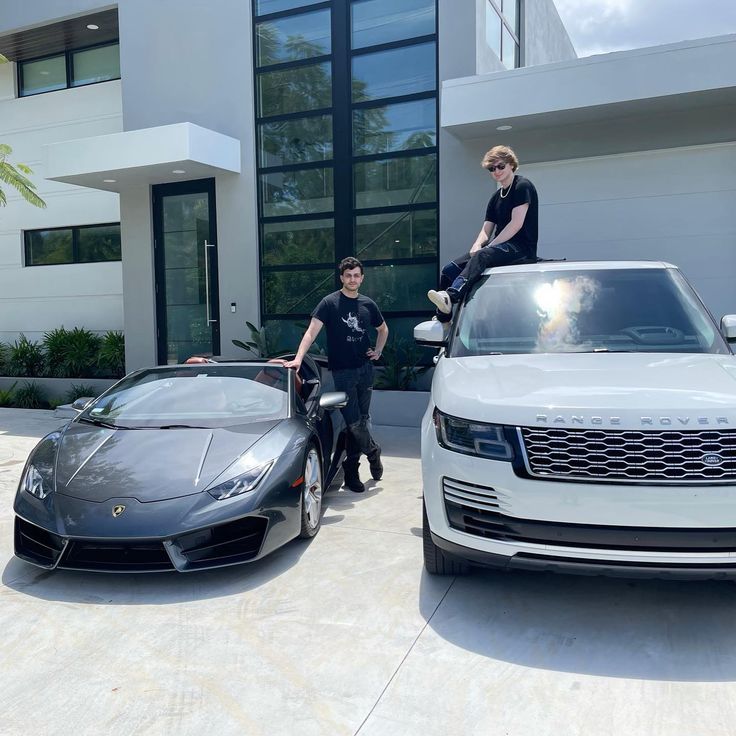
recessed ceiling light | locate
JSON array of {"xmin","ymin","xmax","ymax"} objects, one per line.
[
  {"xmin": 172, "ymin": 169, "xmax": 186, "ymax": 174},
  {"xmin": 496, "ymin": 124, "xmax": 513, "ymax": 131},
  {"xmin": 86, "ymin": 24, "xmax": 99, "ymax": 30},
  {"xmin": 40, "ymin": 70, "xmax": 50, "ymax": 76},
  {"xmin": 103, "ymin": 179, "xmax": 116, "ymax": 183}
]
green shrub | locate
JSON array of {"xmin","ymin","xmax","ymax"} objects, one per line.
[
  {"xmin": 0, "ymin": 381, "xmax": 17, "ymax": 407},
  {"xmin": 13, "ymin": 381, "xmax": 48, "ymax": 409},
  {"xmin": 65, "ymin": 383, "xmax": 98, "ymax": 404},
  {"xmin": 42, "ymin": 327, "xmax": 71, "ymax": 377},
  {"xmin": 8, "ymin": 334, "xmax": 45, "ymax": 377},
  {"xmin": 0, "ymin": 342, "xmax": 9, "ymax": 373},
  {"xmin": 57, "ymin": 327, "xmax": 101, "ymax": 378},
  {"xmin": 97, "ymin": 330, "xmax": 125, "ymax": 377}
]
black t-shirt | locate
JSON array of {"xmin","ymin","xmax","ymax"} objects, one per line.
[
  {"xmin": 484, "ymin": 174, "xmax": 539, "ymax": 257},
  {"xmin": 312, "ymin": 291, "xmax": 384, "ymax": 371}
]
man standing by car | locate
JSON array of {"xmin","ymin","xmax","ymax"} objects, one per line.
[
  {"xmin": 284, "ymin": 257, "xmax": 389, "ymax": 493},
  {"xmin": 428, "ymin": 145, "xmax": 539, "ymax": 316}
]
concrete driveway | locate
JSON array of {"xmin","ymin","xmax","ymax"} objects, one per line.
[{"xmin": 2, "ymin": 408, "xmax": 736, "ymax": 736}]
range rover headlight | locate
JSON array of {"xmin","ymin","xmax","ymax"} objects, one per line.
[
  {"xmin": 433, "ymin": 409, "xmax": 514, "ymax": 461},
  {"xmin": 21, "ymin": 464, "xmax": 52, "ymax": 499},
  {"xmin": 206, "ymin": 461, "xmax": 273, "ymax": 501}
]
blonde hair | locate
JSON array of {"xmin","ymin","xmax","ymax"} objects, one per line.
[{"xmin": 481, "ymin": 145, "xmax": 519, "ymax": 171}]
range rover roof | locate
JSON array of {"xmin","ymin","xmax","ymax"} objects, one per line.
[{"xmin": 485, "ymin": 260, "xmax": 677, "ymax": 275}]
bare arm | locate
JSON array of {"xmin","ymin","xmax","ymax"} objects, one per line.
[
  {"xmin": 488, "ymin": 203, "xmax": 528, "ymax": 246},
  {"xmin": 367, "ymin": 321, "xmax": 389, "ymax": 361},
  {"xmin": 470, "ymin": 221, "xmax": 495, "ymax": 254},
  {"xmin": 283, "ymin": 317, "xmax": 323, "ymax": 369}
]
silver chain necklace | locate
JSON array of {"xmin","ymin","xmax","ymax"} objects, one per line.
[{"xmin": 499, "ymin": 179, "xmax": 513, "ymax": 198}]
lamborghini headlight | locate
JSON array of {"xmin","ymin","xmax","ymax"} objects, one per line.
[
  {"xmin": 433, "ymin": 409, "xmax": 514, "ymax": 461},
  {"xmin": 206, "ymin": 461, "xmax": 273, "ymax": 501},
  {"xmin": 21, "ymin": 464, "xmax": 52, "ymax": 499}
]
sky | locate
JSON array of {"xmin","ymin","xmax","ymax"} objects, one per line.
[{"xmin": 553, "ymin": 0, "xmax": 736, "ymax": 57}]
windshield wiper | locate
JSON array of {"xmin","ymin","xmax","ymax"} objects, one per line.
[
  {"xmin": 156, "ymin": 424, "xmax": 209, "ymax": 430},
  {"xmin": 78, "ymin": 417, "xmax": 121, "ymax": 430}
]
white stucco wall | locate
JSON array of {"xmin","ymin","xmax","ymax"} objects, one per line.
[
  {"xmin": 440, "ymin": 141, "xmax": 736, "ymax": 319},
  {"xmin": 0, "ymin": 78, "xmax": 123, "ymax": 343}
]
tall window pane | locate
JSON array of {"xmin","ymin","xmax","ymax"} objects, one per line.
[
  {"xmin": 261, "ymin": 168, "xmax": 334, "ymax": 217},
  {"xmin": 77, "ymin": 224, "xmax": 122, "ymax": 263},
  {"xmin": 356, "ymin": 209, "xmax": 437, "ymax": 260},
  {"xmin": 256, "ymin": 9, "xmax": 331, "ymax": 66},
  {"xmin": 262, "ymin": 219, "xmax": 335, "ymax": 266},
  {"xmin": 256, "ymin": 0, "xmax": 325, "ymax": 16},
  {"xmin": 362, "ymin": 263, "xmax": 437, "ymax": 311},
  {"xmin": 353, "ymin": 98, "xmax": 435, "ymax": 156},
  {"xmin": 351, "ymin": 0, "xmax": 435, "ymax": 49},
  {"xmin": 354, "ymin": 153, "xmax": 436, "ymax": 209},
  {"xmin": 502, "ymin": 0, "xmax": 518, "ymax": 34},
  {"xmin": 485, "ymin": 4, "xmax": 502, "ymax": 58},
  {"xmin": 258, "ymin": 62, "xmax": 332, "ymax": 117},
  {"xmin": 352, "ymin": 43, "xmax": 435, "ymax": 102},
  {"xmin": 259, "ymin": 115, "xmax": 333, "ymax": 167},
  {"xmin": 20, "ymin": 55, "xmax": 67, "ymax": 96},
  {"xmin": 72, "ymin": 44, "xmax": 120, "ymax": 86},
  {"xmin": 501, "ymin": 25, "xmax": 517, "ymax": 68},
  {"xmin": 263, "ymin": 269, "xmax": 333, "ymax": 314},
  {"xmin": 25, "ymin": 229, "xmax": 73, "ymax": 266}
]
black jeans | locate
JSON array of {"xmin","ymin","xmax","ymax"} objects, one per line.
[
  {"xmin": 332, "ymin": 363, "xmax": 379, "ymax": 463},
  {"xmin": 447, "ymin": 241, "xmax": 526, "ymax": 302}
]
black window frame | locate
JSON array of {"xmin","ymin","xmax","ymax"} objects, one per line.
[
  {"xmin": 24, "ymin": 223, "xmax": 122, "ymax": 266},
  {"xmin": 252, "ymin": 0, "xmax": 439, "ymax": 336},
  {"xmin": 18, "ymin": 40, "xmax": 121, "ymax": 98}
]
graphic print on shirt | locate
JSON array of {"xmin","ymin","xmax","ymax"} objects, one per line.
[{"xmin": 342, "ymin": 312, "xmax": 365, "ymax": 342}]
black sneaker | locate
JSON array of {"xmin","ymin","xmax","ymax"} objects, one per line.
[{"xmin": 368, "ymin": 448, "xmax": 383, "ymax": 480}]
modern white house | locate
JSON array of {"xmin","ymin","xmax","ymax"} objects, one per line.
[{"xmin": 0, "ymin": 1, "xmax": 733, "ymax": 373}]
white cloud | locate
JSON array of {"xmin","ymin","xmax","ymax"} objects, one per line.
[{"xmin": 553, "ymin": 0, "xmax": 736, "ymax": 57}]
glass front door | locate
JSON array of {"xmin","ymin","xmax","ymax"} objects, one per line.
[{"xmin": 153, "ymin": 179, "xmax": 220, "ymax": 364}]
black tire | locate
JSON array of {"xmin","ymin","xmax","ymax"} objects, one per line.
[
  {"xmin": 422, "ymin": 500, "xmax": 470, "ymax": 575},
  {"xmin": 299, "ymin": 444, "xmax": 323, "ymax": 539}
]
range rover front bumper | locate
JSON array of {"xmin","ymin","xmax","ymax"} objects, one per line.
[{"xmin": 422, "ymin": 414, "xmax": 736, "ymax": 577}]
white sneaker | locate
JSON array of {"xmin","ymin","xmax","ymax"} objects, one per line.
[{"xmin": 428, "ymin": 289, "xmax": 452, "ymax": 314}]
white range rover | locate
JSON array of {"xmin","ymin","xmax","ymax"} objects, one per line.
[{"xmin": 415, "ymin": 261, "xmax": 736, "ymax": 579}]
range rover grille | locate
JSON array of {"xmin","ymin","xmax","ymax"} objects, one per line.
[{"xmin": 520, "ymin": 427, "xmax": 736, "ymax": 483}]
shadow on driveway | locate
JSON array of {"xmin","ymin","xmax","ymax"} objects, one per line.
[{"xmin": 423, "ymin": 568, "xmax": 736, "ymax": 682}]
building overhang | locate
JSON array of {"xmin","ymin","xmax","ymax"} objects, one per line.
[
  {"xmin": 44, "ymin": 122, "xmax": 241, "ymax": 192},
  {"xmin": 441, "ymin": 34, "xmax": 736, "ymax": 161}
]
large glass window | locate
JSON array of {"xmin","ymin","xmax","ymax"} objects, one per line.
[
  {"xmin": 19, "ymin": 55, "xmax": 67, "ymax": 96},
  {"xmin": 259, "ymin": 114, "xmax": 333, "ymax": 167},
  {"xmin": 258, "ymin": 61, "xmax": 332, "ymax": 117},
  {"xmin": 261, "ymin": 168, "xmax": 334, "ymax": 217},
  {"xmin": 262, "ymin": 219, "xmax": 335, "ymax": 266},
  {"xmin": 354, "ymin": 153, "xmax": 437, "ymax": 209},
  {"xmin": 253, "ymin": 1, "xmax": 438, "ymax": 349},
  {"xmin": 72, "ymin": 44, "xmax": 121, "ymax": 86},
  {"xmin": 256, "ymin": 9, "xmax": 331, "ymax": 66},
  {"xmin": 352, "ymin": 42, "xmax": 435, "ymax": 102},
  {"xmin": 19, "ymin": 43, "xmax": 120, "ymax": 97},
  {"xmin": 485, "ymin": 0, "xmax": 520, "ymax": 69},
  {"xmin": 25, "ymin": 224, "xmax": 121, "ymax": 266},
  {"xmin": 351, "ymin": 0, "xmax": 435, "ymax": 49},
  {"xmin": 353, "ymin": 98, "xmax": 435, "ymax": 156}
]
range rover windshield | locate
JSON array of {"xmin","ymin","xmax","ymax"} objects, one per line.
[{"xmin": 451, "ymin": 268, "xmax": 729, "ymax": 356}]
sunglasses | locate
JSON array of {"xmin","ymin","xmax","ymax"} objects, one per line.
[{"xmin": 487, "ymin": 163, "xmax": 507, "ymax": 172}]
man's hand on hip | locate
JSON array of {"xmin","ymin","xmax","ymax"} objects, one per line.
[{"xmin": 366, "ymin": 348, "xmax": 382, "ymax": 361}]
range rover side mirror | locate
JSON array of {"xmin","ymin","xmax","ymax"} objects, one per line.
[
  {"xmin": 71, "ymin": 397, "xmax": 95, "ymax": 412},
  {"xmin": 319, "ymin": 391, "xmax": 348, "ymax": 410},
  {"xmin": 720, "ymin": 315, "xmax": 736, "ymax": 343},
  {"xmin": 414, "ymin": 319, "xmax": 447, "ymax": 348}
]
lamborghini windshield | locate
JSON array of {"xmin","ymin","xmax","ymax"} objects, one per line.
[
  {"xmin": 78, "ymin": 364, "xmax": 289, "ymax": 428},
  {"xmin": 451, "ymin": 267, "xmax": 729, "ymax": 357}
]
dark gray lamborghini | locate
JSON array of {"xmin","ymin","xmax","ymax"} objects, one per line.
[{"xmin": 13, "ymin": 357, "xmax": 347, "ymax": 572}]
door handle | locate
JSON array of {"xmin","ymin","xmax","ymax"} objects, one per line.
[{"xmin": 204, "ymin": 240, "xmax": 217, "ymax": 325}]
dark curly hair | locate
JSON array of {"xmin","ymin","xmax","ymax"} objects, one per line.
[{"xmin": 339, "ymin": 257, "xmax": 364, "ymax": 275}]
